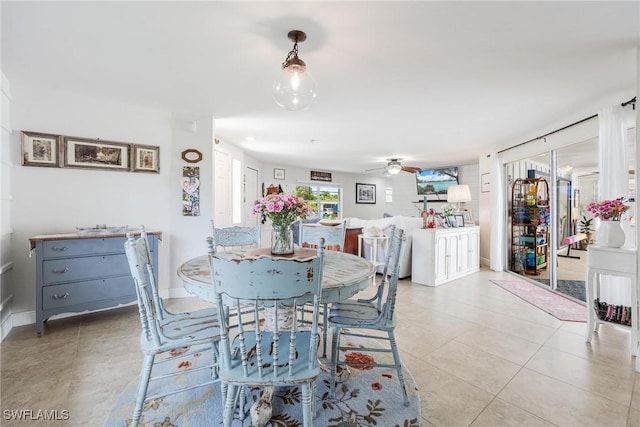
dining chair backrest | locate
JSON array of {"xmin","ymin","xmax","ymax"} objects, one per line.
[
  {"xmin": 378, "ymin": 225, "xmax": 404, "ymax": 325},
  {"xmin": 210, "ymin": 220, "xmax": 261, "ymax": 252},
  {"xmin": 209, "ymin": 243, "xmax": 325, "ymax": 380},
  {"xmin": 124, "ymin": 231, "xmax": 164, "ymax": 348},
  {"xmin": 299, "ymin": 221, "xmax": 346, "ymax": 252}
]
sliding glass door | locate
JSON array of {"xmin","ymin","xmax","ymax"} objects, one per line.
[{"xmin": 506, "ymin": 141, "xmax": 598, "ymax": 302}]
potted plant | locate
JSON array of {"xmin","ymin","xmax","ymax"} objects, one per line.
[{"xmin": 578, "ymin": 215, "xmax": 594, "ymax": 247}]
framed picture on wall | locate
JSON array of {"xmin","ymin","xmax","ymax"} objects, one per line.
[
  {"xmin": 481, "ymin": 173, "xmax": 491, "ymax": 193},
  {"xmin": 274, "ymin": 168, "xmax": 285, "ymax": 180},
  {"xmin": 63, "ymin": 137, "xmax": 130, "ymax": 171},
  {"xmin": 132, "ymin": 144, "xmax": 160, "ymax": 173},
  {"xmin": 21, "ymin": 131, "xmax": 61, "ymax": 167},
  {"xmin": 356, "ymin": 183, "xmax": 376, "ymax": 204}
]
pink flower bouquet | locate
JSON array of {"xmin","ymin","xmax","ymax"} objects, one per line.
[
  {"xmin": 253, "ymin": 194, "xmax": 313, "ymax": 227},
  {"xmin": 586, "ymin": 197, "xmax": 629, "ymax": 221}
]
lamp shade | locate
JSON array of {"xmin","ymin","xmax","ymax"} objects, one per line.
[{"xmin": 447, "ymin": 185, "xmax": 471, "ymax": 203}]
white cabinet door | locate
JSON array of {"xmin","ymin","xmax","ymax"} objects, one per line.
[
  {"xmin": 457, "ymin": 230, "xmax": 470, "ymax": 274},
  {"xmin": 434, "ymin": 233, "xmax": 449, "ymax": 283},
  {"xmin": 469, "ymin": 227, "xmax": 480, "ymax": 271},
  {"xmin": 447, "ymin": 233, "xmax": 459, "ymax": 278}
]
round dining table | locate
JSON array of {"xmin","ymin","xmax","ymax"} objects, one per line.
[{"xmin": 177, "ymin": 248, "xmax": 377, "ymax": 305}]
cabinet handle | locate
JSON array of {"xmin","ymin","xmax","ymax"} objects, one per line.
[
  {"xmin": 51, "ymin": 267, "xmax": 69, "ymax": 274},
  {"xmin": 51, "ymin": 246, "xmax": 68, "ymax": 252},
  {"xmin": 52, "ymin": 292, "xmax": 69, "ymax": 300}
]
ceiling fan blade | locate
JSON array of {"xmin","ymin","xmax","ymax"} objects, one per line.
[
  {"xmin": 365, "ymin": 167, "xmax": 385, "ymax": 172},
  {"xmin": 401, "ymin": 165, "xmax": 421, "ymax": 173}
]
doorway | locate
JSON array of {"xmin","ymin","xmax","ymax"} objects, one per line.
[{"xmin": 506, "ymin": 140, "xmax": 598, "ymax": 302}]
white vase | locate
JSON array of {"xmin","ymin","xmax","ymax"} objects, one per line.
[{"xmin": 596, "ymin": 220, "xmax": 625, "ymax": 248}]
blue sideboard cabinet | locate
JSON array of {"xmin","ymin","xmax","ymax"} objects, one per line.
[{"xmin": 29, "ymin": 230, "xmax": 161, "ymax": 336}]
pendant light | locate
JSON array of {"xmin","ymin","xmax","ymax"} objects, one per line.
[{"xmin": 273, "ymin": 30, "xmax": 317, "ymax": 111}]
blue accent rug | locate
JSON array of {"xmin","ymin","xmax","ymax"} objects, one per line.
[{"xmin": 106, "ymin": 345, "xmax": 421, "ymax": 427}]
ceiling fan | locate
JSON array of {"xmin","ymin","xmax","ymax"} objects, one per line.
[{"xmin": 366, "ymin": 158, "xmax": 422, "ymax": 175}]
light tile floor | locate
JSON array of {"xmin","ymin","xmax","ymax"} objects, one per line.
[{"xmin": 2, "ymin": 268, "xmax": 640, "ymax": 426}]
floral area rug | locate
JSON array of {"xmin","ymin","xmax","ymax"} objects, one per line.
[
  {"xmin": 106, "ymin": 340, "xmax": 421, "ymax": 427},
  {"xmin": 491, "ymin": 280, "xmax": 587, "ymax": 322}
]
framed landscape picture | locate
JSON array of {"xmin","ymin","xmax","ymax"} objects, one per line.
[
  {"xmin": 63, "ymin": 137, "xmax": 130, "ymax": 171},
  {"xmin": 356, "ymin": 183, "xmax": 376, "ymax": 204},
  {"xmin": 21, "ymin": 131, "xmax": 61, "ymax": 167},
  {"xmin": 133, "ymin": 144, "xmax": 160, "ymax": 173}
]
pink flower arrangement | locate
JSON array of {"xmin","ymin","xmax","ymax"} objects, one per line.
[
  {"xmin": 253, "ymin": 194, "xmax": 313, "ymax": 228},
  {"xmin": 586, "ymin": 197, "xmax": 629, "ymax": 221}
]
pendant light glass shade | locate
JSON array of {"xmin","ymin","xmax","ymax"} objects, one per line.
[
  {"xmin": 273, "ymin": 65, "xmax": 317, "ymax": 111},
  {"xmin": 273, "ymin": 30, "xmax": 317, "ymax": 111}
]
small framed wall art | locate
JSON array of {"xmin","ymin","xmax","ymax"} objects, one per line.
[
  {"xmin": 21, "ymin": 131, "xmax": 61, "ymax": 167},
  {"xmin": 274, "ymin": 168, "xmax": 285, "ymax": 180},
  {"xmin": 63, "ymin": 137, "xmax": 130, "ymax": 171},
  {"xmin": 356, "ymin": 183, "xmax": 376, "ymax": 204},
  {"xmin": 481, "ymin": 173, "xmax": 491, "ymax": 193},
  {"xmin": 181, "ymin": 149, "xmax": 202, "ymax": 163},
  {"xmin": 133, "ymin": 144, "xmax": 160, "ymax": 173}
]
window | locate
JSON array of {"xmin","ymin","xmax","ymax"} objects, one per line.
[
  {"xmin": 386, "ymin": 187, "xmax": 393, "ymax": 203},
  {"xmin": 296, "ymin": 183, "xmax": 342, "ymax": 219}
]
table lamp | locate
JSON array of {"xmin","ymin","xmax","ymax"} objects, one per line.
[{"xmin": 447, "ymin": 184, "xmax": 471, "ymax": 212}]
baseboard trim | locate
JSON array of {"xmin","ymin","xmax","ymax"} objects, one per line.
[
  {"xmin": 164, "ymin": 287, "xmax": 193, "ymax": 299},
  {"xmin": 10, "ymin": 309, "xmax": 35, "ymax": 328},
  {"xmin": 0, "ymin": 294, "xmax": 14, "ymax": 341}
]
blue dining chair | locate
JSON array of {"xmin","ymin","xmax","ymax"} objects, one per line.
[
  {"xmin": 299, "ymin": 221, "xmax": 346, "ymax": 357},
  {"xmin": 209, "ymin": 220, "xmax": 262, "ymax": 329},
  {"xmin": 209, "ymin": 241, "xmax": 326, "ymax": 427},
  {"xmin": 135, "ymin": 226, "xmax": 218, "ymax": 323},
  {"xmin": 299, "ymin": 221, "xmax": 346, "ymax": 251},
  {"xmin": 328, "ymin": 225, "xmax": 410, "ymax": 406},
  {"xmin": 124, "ymin": 230, "xmax": 222, "ymax": 427},
  {"xmin": 210, "ymin": 220, "xmax": 261, "ymax": 252}
]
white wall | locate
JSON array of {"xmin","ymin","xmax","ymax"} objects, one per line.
[
  {"xmin": 1, "ymin": 71, "xmax": 14, "ymax": 338},
  {"xmin": 167, "ymin": 115, "xmax": 214, "ymax": 294},
  {"xmin": 390, "ymin": 164, "xmax": 480, "ymax": 220},
  {"xmin": 8, "ymin": 85, "xmax": 180, "ymax": 317},
  {"xmin": 259, "ymin": 163, "xmax": 392, "ymax": 220}
]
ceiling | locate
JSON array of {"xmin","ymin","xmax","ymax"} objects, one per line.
[{"xmin": 2, "ymin": 1, "xmax": 638, "ymax": 175}]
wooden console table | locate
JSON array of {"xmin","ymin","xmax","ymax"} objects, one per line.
[{"xmin": 584, "ymin": 246, "xmax": 638, "ymax": 364}]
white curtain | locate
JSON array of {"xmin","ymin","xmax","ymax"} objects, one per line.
[
  {"xmin": 490, "ymin": 152, "xmax": 505, "ymax": 271},
  {"xmin": 598, "ymin": 105, "xmax": 630, "ymax": 305}
]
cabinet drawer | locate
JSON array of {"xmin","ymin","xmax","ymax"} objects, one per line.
[
  {"xmin": 42, "ymin": 253, "xmax": 130, "ymax": 284},
  {"xmin": 42, "ymin": 237, "xmax": 125, "ymax": 258},
  {"xmin": 41, "ymin": 276, "xmax": 135, "ymax": 311}
]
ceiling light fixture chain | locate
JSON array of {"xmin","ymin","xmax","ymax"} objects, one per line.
[{"xmin": 281, "ymin": 33, "xmax": 302, "ymax": 69}]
